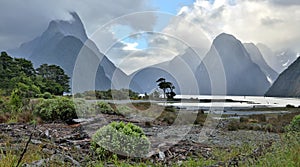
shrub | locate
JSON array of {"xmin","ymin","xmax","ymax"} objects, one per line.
[
  {"xmin": 194, "ymin": 112, "xmax": 207, "ymax": 125},
  {"xmin": 36, "ymin": 92, "xmax": 53, "ymax": 99},
  {"xmin": 252, "ymin": 132, "xmax": 300, "ymax": 167},
  {"xmin": 74, "ymin": 99, "xmax": 95, "ymax": 117},
  {"xmin": 157, "ymin": 109, "xmax": 177, "ymax": 125},
  {"xmin": 95, "ymin": 101, "xmax": 116, "ymax": 115},
  {"xmin": 263, "ymin": 123, "xmax": 274, "ymax": 132},
  {"xmin": 132, "ymin": 102, "xmax": 151, "ymax": 111},
  {"xmin": 286, "ymin": 114, "xmax": 300, "ymax": 132},
  {"xmin": 34, "ymin": 97, "xmax": 77, "ymax": 122},
  {"xmin": 164, "ymin": 106, "xmax": 176, "ymax": 112},
  {"xmin": 42, "ymin": 92, "xmax": 52, "ymax": 99},
  {"xmin": 249, "ymin": 123, "xmax": 262, "ymax": 131},
  {"xmin": 116, "ymin": 105, "xmax": 132, "ymax": 116},
  {"xmin": 286, "ymin": 104, "xmax": 296, "ymax": 108},
  {"xmin": 240, "ymin": 117, "xmax": 249, "ymax": 123},
  {"xmin": 227, "ymin": 120, "xmax": 239, "ymax": 131},
  {"xmin": 9, "ymin": 89, "xmax": 23, "ymax": 112},
  {"xmin": 91, "ymin": 121, "xmax": 150, "ymax": 159},
  {"xmin": 0, "ymin": 96, "xmax": 9, "ymax": 113}
]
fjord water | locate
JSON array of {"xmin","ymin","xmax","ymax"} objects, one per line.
[{"xmin": 158, "ymin": 95, "xmax": 300, "ymax": 112}]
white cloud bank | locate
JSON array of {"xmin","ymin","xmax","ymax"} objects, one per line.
[
  {"xmin": 111, "ymin": 0, "xmax": 300, "ymax": 74},
  {"xmin": 177, "ymin": 0, "xmax": 300, "ymax": 51}
]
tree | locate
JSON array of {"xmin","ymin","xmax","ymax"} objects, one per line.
[
  {"xmin": 0, "ymin": 52, "xmax": 36, "ymax": 95},
  {"xmin": 36, "ymin": 64, "xmax": 70, "ymax": 95},
  {"xmin": 156, "ymin": 78, "xmax": 167, "ymax": 98},
  {"xmin": 0, "ymin": 52, "xmax": 16, "ymax": 92},
  {"xmin": 10, "ymin": 75, "xmax": 41, "ymax": 98},
  {"xmin": 166, "ymin": 83, "xmax": 176, "ymax": 99},
  {"xmin": 156, "ymin": 78, "xmax": 176, "ymax": 99},
  {"xmin": 14, "ymin": 58, "xmax": 35, "ymax": 76},
  {"xmin": 0, "ymin": 51, "xmax": 70, "ymax": 96}
]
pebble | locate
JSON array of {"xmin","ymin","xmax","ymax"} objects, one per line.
[{"xmin": 158, "ymin": 151, "xmax": 165, "ymax": 160}]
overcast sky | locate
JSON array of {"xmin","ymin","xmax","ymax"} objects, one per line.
[{"xmin": 0, "ymin": 0, "xmax": 299, "ymax": 74}]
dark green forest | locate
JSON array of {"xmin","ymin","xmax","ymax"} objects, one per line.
[{"xmin": 0, "ymin": 51, "xmax": 70, "ymax": 97}]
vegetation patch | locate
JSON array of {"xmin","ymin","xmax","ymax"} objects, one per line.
[
  {"xmin": 286, "ymin": 114, "xmax": 300, "ymax": 132},
  {"xmin": 34, "ymin": 97, "xmax": 77, "ymax": 122},
  {"xmin": 91, "ymin": 121, "xmax": 150, "ymax": 159},
  {"xmin": 226, "ymin": 111, "xmax": 300, "ymax": 133},
  {"xmin": 94, "ymin": 101, "xmax": 116, "ymax": 115}
]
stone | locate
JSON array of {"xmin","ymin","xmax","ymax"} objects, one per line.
[
  {"xmin": 158, "ymin": 151, "xmax": 165, "ymax": 161},
  {"xmin": 31, "ymin": 139, "xmax": 42, "ymax": 145}
]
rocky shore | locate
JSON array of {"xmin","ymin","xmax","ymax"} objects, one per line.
[{"xmin": 0, "ymin": 113, "xmax": 282, "ymax": 166}]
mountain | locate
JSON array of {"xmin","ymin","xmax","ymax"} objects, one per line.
[
  {"xmin": 243, "ymin": 43, "xmax": 278, "ymax": 83},
  {"xmin": 8, "ymin": 12, "xmax": 131, "ymax": 93},
  {"xmin": 130, "ymin": 47, "xmax": 203, "ymax": 94},
  {"xmin": 195, "ymin": 33, "xmax": 270, "ymax": 95},
  {"xmin": 9, "ymin": 12, "xmax": 88, "ymax": 59},
  {"xmin": 256, "ymin": 43, "xmax": 298, "ymax": 74},
  {"xmin": 131, "ymin": 34, "xmax": 272, "ymax": 96},
  {"xmin": 265, "ymin": 56, "xmax": 300, "ymax": 97}
]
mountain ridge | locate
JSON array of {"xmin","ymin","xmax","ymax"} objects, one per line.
[
  {"xmin": 7, "ymin": 12, "xmax": 133, "ymax": 93},
  {"xmin": 266, "ymin": 56, "xmax": 300, "ymax": 97},
  {"xmin": 195, "ymin": 33, "xmax": 270, "ymax": 95},
  {"xmin": 6, "ymin": 13, "xmax": 298, "ymax": 96}
]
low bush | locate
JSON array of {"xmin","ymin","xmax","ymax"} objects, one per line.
[
  {"xmin": 286, "ymin": 114, "xmax": 300, "ymax": 132},
  {"xmin": 9, "ymin": 89, "xmax": 23, "ymax": 112},
  {"xmin": 286, "ymin": 104, "xmax": 296, "ymax": 108},
  {"xmin": 252, "ymin": 124, "xmax": 300, "ymax": 167},
  {"xmin": 42, "ymin": 92, "xmax": 52, "ymax": 99},
  {"xmin": 116, "ymin": 105, "xmax": 133, "ymax": 116},
  {"xmin": 157, "ymin": 109, "xmax": 177, "ymax": 125},
  {"xmin": 194, "ymin": 112, "xmax": 207, "ymax": 125},
  {"xmin": 132, "ymin": 102, "xmax": 151, "ymax": 111},
  {"xmin": 227, "ymin": 120, "xmax": 240, "ymax": 131},
  {"xmin": 0, "ymin": 96, "xmax": 9, "ymax": 113},
  {"xmin": 74, "ymin": 99, "xmax": 96, "ymax": 117},
  {"xmin": 263, "ymin": 123, "xmax": 274, "ymax": 132},
  {"xmin": 91, "ymin": 121, "xmax": 150, "ymax": 159},
  {"xmin": 239, "ymin": 117, "xmax": 249, "ymax": 123},
  {"xmin": 95, "ymin": 101, "xmax": 117, "ymax": 115},
  {"xmin": 34, "ymin": 97, "xmax": 77, "ymax": 122},
  {"xmin": 164, "ymin": 106, "xmax": 176, "ymax": 112}
]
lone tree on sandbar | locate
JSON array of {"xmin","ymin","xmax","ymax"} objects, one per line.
[{"xmin": 156, "ymin": 78, "xmax": 176, "ymax": 100}]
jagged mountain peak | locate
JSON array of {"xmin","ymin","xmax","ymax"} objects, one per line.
[
  {"xmin": 8, "ymin": 12, "xmax": 88, "ymax": 58},
  {"xmin": 44, "ymin": 12, "xmax": 87, "ymax": 42},
  {"xmin": 7, "ymin": 12, "xmax": 133, "ymax": 93}
]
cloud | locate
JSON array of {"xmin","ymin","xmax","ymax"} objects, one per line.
[
  {"xmin": 105, "ymin": 11, "xmax": 213, "ymax": 73},
  {"xmin": 270, "ymin": 0, "xmax": 300, "ymax": 6},
  {"xmin": 105, "ymin": 32, "xmax": 181, "ymax": 74},
  {"xmin": 116, "ymin": 48, "xmax": 178, "ymax": 74},
  {"xmin": 174, "ymin": 0, "xmax": 300, "ymax": 52},
  {"xmin": 1, "ymin": 0, "xmax": 299, "ymax": 74},
  {"xmin": 261, "ymin": 17, "xmax": 283, "ymax": 26},
  {"xmin": 0, "ymin": 0, "xmax": 153, "ymax": 50},
  {"xmin": 122, "ymin": 42, "xmax": 140, "ymax": 51}
]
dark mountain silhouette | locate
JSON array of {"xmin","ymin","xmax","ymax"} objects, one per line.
[
  {"xmin": 8, "ymin": 12, "xmax": 134, "ymax": 92},
  {"xmin": 195, "ymin": 33, "xmax": 270, "ymax": 95},
  {"xmin": 266, "ymin": 56, "xmax": 300, "ymax": 97}
]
